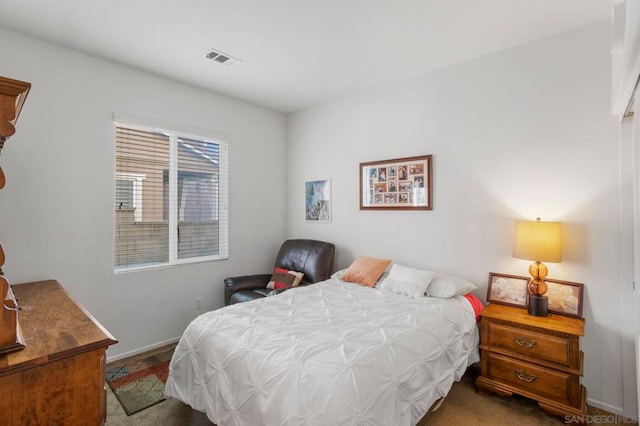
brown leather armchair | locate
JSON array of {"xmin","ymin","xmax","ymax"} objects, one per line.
[{"xmin": 224, "ymin": 239, "xmax": 335, "ymax": 305}]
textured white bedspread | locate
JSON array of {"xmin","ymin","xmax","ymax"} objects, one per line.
[{"xmin": 165, "ymin": 279, "xmax": 479, "ymax": 425}]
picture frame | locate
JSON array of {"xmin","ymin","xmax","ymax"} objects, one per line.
[
  {"xmin": 545, "ymin": 278, "xmax": 584, "ymax": 318},
  {"xmin": 360, "ymin": 155, "xmax": 432, "ymax": 210},
  {"xmin": 305, "ymin": 178, "xmax": 331, "ymax": 223},
  {"xmin": 487, "ymin": 272, "xmax": 530, "ymax": 308}
]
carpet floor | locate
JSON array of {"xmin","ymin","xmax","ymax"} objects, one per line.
[{"xmin": 105, "ymin": 344, "xmax": 637, "ymax": 425}]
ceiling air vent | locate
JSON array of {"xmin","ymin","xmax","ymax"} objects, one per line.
[{"xmin": 205, "ymin": 48, "xmax": 240, "ymax": 66}]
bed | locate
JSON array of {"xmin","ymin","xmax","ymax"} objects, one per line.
[{"xmin": 165, "ymin": 275, "xmax": 480, "ymax": 425}]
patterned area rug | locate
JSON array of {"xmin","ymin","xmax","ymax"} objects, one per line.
[{"xmin": 106, "ymin": 347, "xmax": 174, "ymax": 415}]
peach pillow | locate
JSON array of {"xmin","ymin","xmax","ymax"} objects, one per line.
[{"xmin": 342, "ymin": 256, "xmax": 392, "ymax": 287}]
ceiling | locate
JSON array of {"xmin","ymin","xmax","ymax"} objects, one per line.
[{"xmin": 0, "ymin": 0, "xmax": 613, "ymax": 113}]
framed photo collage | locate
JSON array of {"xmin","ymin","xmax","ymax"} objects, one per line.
[{"xmin": 360, "ymin": 155, "xmax": 432, "ymax": 210}]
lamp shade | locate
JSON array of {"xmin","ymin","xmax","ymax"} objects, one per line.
[{"xmin": 513, "ymin": 219, "xmax": 562, "ymax": 262}]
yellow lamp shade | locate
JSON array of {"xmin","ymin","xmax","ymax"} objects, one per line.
[{"xmin": 512, "ymin": 219, "xmax": 562, "ymax": 263}]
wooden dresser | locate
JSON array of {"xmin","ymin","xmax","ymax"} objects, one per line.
[
  {"xmin": 0, "ymin": 75, "xmax": 31, "ymax": 354},
  {"xmin": 0, "ymin": 280, "xmax": 117, "ymax": 425},
  {"xmin": 475, "ymin": 303, "xmax": 586, "ymax": 420}
]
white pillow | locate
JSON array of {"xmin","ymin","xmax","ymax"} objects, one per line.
[
  {"xmin": 331, "ymin": 269, "xmax": 347, "ymax": 280},
  {"xmin": 376, "ymin": 263, "xmax": 435, "ymax": 298},
  {"xmin": 426, "ymin": 273, "xmax": 477, "ymax": 298}
]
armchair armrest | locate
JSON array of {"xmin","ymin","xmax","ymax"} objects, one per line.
[
  {"xmin": 224, "ymin": 274, "xmax": 271, "ymax": 305},
  {"xmin": 267, "ymin": 287, "xmax": 289, "ymax": 297}
]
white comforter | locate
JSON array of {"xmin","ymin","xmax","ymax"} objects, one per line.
[{"xmin": 165, "ymin": 279, "xmax": 479, "ymax": 426}]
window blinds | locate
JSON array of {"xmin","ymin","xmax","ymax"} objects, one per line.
[{"xmin": 114, "ymin": 123, "xmax": 228, "ymax": 271}]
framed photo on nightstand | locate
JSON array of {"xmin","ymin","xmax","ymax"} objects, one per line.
[
  {"xmin": 486, "ymin": 272, "xmax": 530, "ymax": 309},
  {"xmin": 545, "ymin": 278, "xmax": 584, "ymax": 318}
]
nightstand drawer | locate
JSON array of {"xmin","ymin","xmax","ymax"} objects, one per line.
[
  {"xmin": 483, "ymin": 352, "xmax": 580, "ymax": 406},
  {"xmin": 486, "ymin": 321, "xmax": 573, "ymax": 367}
]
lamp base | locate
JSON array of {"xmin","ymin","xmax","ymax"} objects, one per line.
[{"xmin": 527, "ymin": 294, "xmax": 548, "ymax": 317}]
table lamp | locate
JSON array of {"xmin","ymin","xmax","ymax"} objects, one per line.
[{"xmin": 512, "ymin": 218, "xmax": 562, "ymax": 316}]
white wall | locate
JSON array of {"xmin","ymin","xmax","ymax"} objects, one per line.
[
  {"xmin": 287, "ymin": 21, "xmax": 631, "ymax": 416},
  {"xmin": 0, "ymin": 28, "xmax": 287, "ymax": 359}
]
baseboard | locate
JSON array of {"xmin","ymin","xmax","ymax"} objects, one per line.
[
  {"xmin": 106, "ymin": 336, "xmax": 181, "ymax": 363},
  {"xmin": 586, "ymin": 397, "xmax": 635, "ymax": 420}
]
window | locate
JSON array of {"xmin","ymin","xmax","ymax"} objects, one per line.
[{"xmin": 114, "ymin": 120, "xmax": 228, "ymax": 272}]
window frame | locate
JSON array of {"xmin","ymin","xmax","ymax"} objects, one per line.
[{"xmin": 113, "ymin": 114, "xmax": 229, "ymax": 274}]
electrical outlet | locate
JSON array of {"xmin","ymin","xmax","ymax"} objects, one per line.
[{"xmin": 195, "ymin": 297, "xmax": 202, "ymax": 310}]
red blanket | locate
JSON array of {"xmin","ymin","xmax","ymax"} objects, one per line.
[{"xmin": 463, "ymin": 293, "xmax": 485, "ymax": 321}]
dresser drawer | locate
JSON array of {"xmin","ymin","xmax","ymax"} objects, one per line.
[
  {"xmin": 485, "ymin": 321, "xmax": 574, "ymax": 367},
  {"xmin": 483, "ymin": 352, "xmax": 581, "ymax": 406}
]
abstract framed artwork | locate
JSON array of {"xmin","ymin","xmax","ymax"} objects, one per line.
[
  {"xmin": 360, "ymin": 155, "xmax": 432, "ymax": 210},
  {"xmin": 305, "ymin": 178, "xmax": 331, "ymax": 223},
  {"xmin": 545, "ymin": 278, "xmax": 584, "ymax": 318},
  {"xmin": 486, "ymin": 272, "xmax": 530, "ymax": 309}
]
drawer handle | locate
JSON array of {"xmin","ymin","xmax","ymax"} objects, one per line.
[
  {"xmin": 514, "ymin": 369, "xmax": 537, "ymax": 382},
  {"xmin": 514, "ymin": 337, "xmax": 537, "ymax": 349}
]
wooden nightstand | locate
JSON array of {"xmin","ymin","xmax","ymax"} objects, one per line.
[{"xmin": 475, "ymin": 303, "xmax": 586, "ymax": 420}]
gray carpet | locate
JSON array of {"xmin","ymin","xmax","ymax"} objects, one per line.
[{"xmin": 105, "ymin": 347, "xmax": 636, "ymax": 425}]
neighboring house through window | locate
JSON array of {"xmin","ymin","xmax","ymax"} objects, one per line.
[
  {"xmin": 115, "ymin": 172, "xmax": 145, "ymax": 222},
  {"xmin": 114, "ymin": 117, "xmax": 229, "ymax": 272}
]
